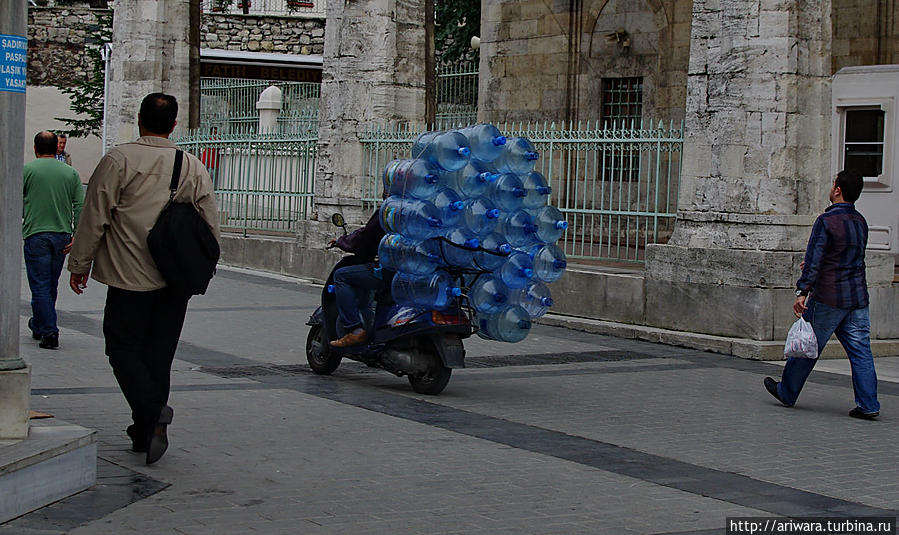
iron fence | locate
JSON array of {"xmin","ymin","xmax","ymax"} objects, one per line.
[
  {"xmin": 172, "ymin": 131, "xmax": 317, "ymax": 235},
  {"xmin": 360, "ymin": 119, "xmax": 683, "ymax": 263},
  {"xmin": 201, "ymin": 0, "xmax": 325, "ymax": 17},
  {"xmin": 437, "ymin": 60, "xmax": 479, "ymax": 128},
  {"xmin": 200, "ymin": 78, "xmax": 320, "ymax": 134}
]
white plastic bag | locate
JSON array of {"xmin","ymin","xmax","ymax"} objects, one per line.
[{"xmin": 784, "ymin": 317, "xmax": 818, "ymax": 359}]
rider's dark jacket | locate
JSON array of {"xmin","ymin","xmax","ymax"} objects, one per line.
[{"xmin": 335, "ymin": 211, "xmax": 384, "ymax": 262}]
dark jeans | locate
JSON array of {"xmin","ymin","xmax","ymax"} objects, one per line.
[
  {"xmin": 24, "ymin": 232, "xmax": 71, "ymax": 336},
  {"xmin": 333, "ymin": 264, "xmax": 385, "ymax": 332},
  {"xmin": 778, "ymin": 300, "xmax": 879, "ymax": 413},
  {"xmin": 104, "ymin": 286, "xmax": 190, "ymax": 434}
]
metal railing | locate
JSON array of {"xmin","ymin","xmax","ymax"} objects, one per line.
[
  {"xmin": 172, "ymin": 131, "xmax": 317, "ymax": 235},
  {"xmin": 202, "ymin": 0, "xmax": 325, "ymax": 17},
  {"xmin": 360, "ymin": 119, "xmax": 684, "ymax": 264},
  {"xmin": 200, "ymin": 78, "xmax": 320, "ymax": 134},
  {"xmin": 437, "ymin": 60, "xmax": 479, "ymax": 128}
]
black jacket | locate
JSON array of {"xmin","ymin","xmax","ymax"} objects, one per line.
[{"xmin": 335, "ymin": 211, "xmax": 384, "ymax": 261}]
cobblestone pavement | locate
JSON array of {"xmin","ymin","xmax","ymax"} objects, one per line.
[{"xmin": 3, "ymin": 266, "xmax": 898, "ymax": 535}]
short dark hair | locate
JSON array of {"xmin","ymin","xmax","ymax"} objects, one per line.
[
  {"xmin": 57, "ymin": 133, "xmax": 67, "ymax": 140},
  {"xmin": 138, "ymin": 93, "xmax": 178, "ymax": 134},
  {"xmin": 835, "ymin": 169, "xmax": 864, "ymax": 203},
  {"xmin": 34, "ymin": 131, "xmax": 58, "ymax": 156}
]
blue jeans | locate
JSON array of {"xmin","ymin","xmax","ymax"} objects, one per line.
[
  {"xmin": 333, "ymin": 264, "xmax": 385, "ymax": 332},
  {"xmin": 24, "ymin": 232, "xmax": 71, "ymax": 337},
  {"xmin": 778, "ymin": 300, "xmax": 880, "ymax": 413}
]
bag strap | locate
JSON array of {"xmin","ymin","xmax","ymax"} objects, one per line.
[{"xmin": 169, "ymin": 150, "xmax": 184, "ymax": 202}]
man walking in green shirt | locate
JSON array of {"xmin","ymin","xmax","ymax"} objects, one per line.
[{"xmin": 23, "ymin": 131, "xmax": 84, "ymax": 349}]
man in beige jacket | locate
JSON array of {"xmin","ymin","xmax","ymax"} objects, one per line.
[{"xmin": 68, "ymin": 93, "xmax": 221, "ymax": 464}]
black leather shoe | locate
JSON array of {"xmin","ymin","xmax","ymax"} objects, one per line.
[
  {"xmin": 849, "ymin": 407, "xmax": 879, "ymax": 420},
  {"xmin": 126, "ymin": 424, "xmax": 148, "ymax": 453},
  {"xmin": 28, "ymin": 318, "xmax": 40, "ymax": 340},
  {"xmin": 39, "ymin": 333, "xmax": 59, "ymax": 350},
  {"xmin": 764, "ymin": 377, "xmax": 793, "ymax": 407},
  {"xmin": 146, "ymin": 406, "xmax": 174, "ymax": 465}
]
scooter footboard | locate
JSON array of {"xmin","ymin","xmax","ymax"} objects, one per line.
[{"xmin": 431, "ymin": 333, "xmax": 465, "ymax": 368}]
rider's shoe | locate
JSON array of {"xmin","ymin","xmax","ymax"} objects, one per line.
[{"xmin": 330, "ymin": 329, "xmax": 368, "ymax": 347}]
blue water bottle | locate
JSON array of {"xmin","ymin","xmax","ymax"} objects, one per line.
[
  {"xmin": 513, "ymin": 280, "xmax": 554, "ymax": 318},
  {"xmin": 451, "ymin": 163, "xmax": 500, "ymax": 198},
  {"xmin": 379, "ymin": 196, "xmax": 444, "ymax": 240},
  {"xmin": 460, "ymin": 123, "xmax": 507, "ymax": 162},
  {"xmin": 474, "ymin": 232, "xmax": 512, "ymax": 271},
  {"xmin": 477, "ymin": 305, "xmax": 532, "ymax": 343},
  {"xmin": 436, "ymin": 228, "xmax": 480, "ymax": 268},
  {"xmin": 418, "ymin": 131, "xmax": 471, "ymax": 172},
  {"xmin": 529, "ymin": 243, "xmax": 567, "ymax": 283},
  {"xmin": 462, "ymin": 197, "xmax": 502, "ymax": 237},
  {"xmin": 495, "ymin": 137, "xmax": 539, "ymax": 175},
  {"xmin": 522, "ymin": 171, "xmax": 552, "ymax": 210},
  {"xmin": 468, "ymin": 275, "xmax": 512, "ymax": 315},
  {"xmin": 391, "ymin": 271, "xmax": 462, "ymax": 310},
  {"xmin": 433, "ymin": 187, "xmax": 465, "ymax": 229},
  {"xmin": 487, "ymin": 173, "xmax": 527, "ymax": 212},
  {"xmin": 499, "ymin": 209, "xmax": 538, "ymax": 248},
  {"xmin": 534, "ymin": 205, "xmax": 568, "ymax": 244},
  {"xmin": 386, "ymin": 159, "xmax": 441, "ymax": 200},
  {"xmin": 498, "ymin": 251, "xmax": 534, "ymax": 289},
  {"xmin": 379, "ymin": 234, "xmax": 442, "ymax": 275}
]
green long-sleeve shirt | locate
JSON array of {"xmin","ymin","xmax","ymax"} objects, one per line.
[{"xmin": 23, "ymin": 157, "xmax": 84, "ymax": 239}]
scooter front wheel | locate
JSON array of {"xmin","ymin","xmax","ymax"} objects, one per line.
[{"xmin": 306, "ymin": 324, "xmax": 342, "ymax": 375}]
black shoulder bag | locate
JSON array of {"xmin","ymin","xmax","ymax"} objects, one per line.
[{"xmin": 147, "ymin": 150, "xmax": 221, "ymax": 296}]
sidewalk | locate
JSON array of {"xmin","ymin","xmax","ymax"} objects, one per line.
[{"xmin": 3, "ymin": 265, "xmax": 898, "ymax": 535}]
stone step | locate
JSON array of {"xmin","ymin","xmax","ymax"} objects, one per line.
[{"xmin": 0, "ymin": 419, "xmax": 96, "ymax": 523}]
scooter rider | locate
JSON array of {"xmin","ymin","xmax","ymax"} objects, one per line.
[{"xmin": 328, "ymin": 206, "xmax": 390, "ymax": 348}]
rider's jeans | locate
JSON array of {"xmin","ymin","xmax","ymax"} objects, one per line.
[
  {"xmin": 333, "ymin": 264, "xmax": 383, "ymax": 332},
  {"xmin": 778, "ymin": 300, "xmax": 879, "ymax": 414}
]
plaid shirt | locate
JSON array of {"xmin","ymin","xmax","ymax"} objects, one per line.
[{"xmin": 796, "ymin": 203, "xmax": 869, "ymax": 309}]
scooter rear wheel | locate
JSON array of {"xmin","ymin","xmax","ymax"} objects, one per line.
[
  {"xmin": 408, "ymin": 344, "xmax": 452, "ymax": 395},
  {"xmin": 306, "ymin": 325, "xmax": 342, "ymax": 375}
]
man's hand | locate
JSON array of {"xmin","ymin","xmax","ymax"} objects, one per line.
[
  {"xmin": 70, "ymin": 272, "xmax": 89, "ymax": 295},
  {"xmin": 793, "ymin": 295, "xmax": 808, "ymax": 318},
  {"xmin": 327, "ymin": 239, "xmax": 337, "ymax": 249},
  {"xmin": 63, "ymin": 239, "xmax": 73, "ymax": 255}
]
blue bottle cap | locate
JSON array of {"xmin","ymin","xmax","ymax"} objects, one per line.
[
  {"xmin": 525, "ymin": 151, "xmax": 539, "ymax": 161},
  {"xmin": 537, "ymin": 186, "xmax": 552, "ymax": 195},
  {"xmin": 326, "ymin": 284, "xmax": 335, "ymax": 294},
  {"xmin": 458, "ymin": 147, "xmax": 471, "ymax": 157},
  {"xmin": 522, "ymin": 268, "xmax": 534, "ymax": 278},
  {"xmin": 486, "ymin": 209, "xmax": 501, "ymax": 219},
  {"xmin": 514, "ymin": 187, "xmax": 526, "ymax": 197},
  {"xmin": 425, "ymin": 173, "xmax": 438, "ymax": 184},
  {"xmin": 493, "ymin": 135, "xmax": 507, "ymax": 146},
  {"xmin": 553, "ymin": 260, "xmax": 567, "ymax": 269},
  {"xmin": 476, "ymin": 172, "xmax": 491, "ymax": 183},
  {"xmin": 542, "ymin": 297, "xmax": 554, "ymax": 307},
  {"xmin": 451, "ymin": 200, "xmax": 465, "ymax": 211},
  {"xmin": 486, "ymin": 173, "xmax": 500, "ymax": 182},
  {"xmin": 555, "ymin": 221, "xmax": 569, "ymax": 230},
  {"xmin": 498, "ymin": 243, "xmax": 512, "ymax": 254},
  {"xmin": 450, "ymin": 287, "xmax": 462, "ymax": 297},
  {"xmin": 464, "ymin": 238, "xmax": 479, "ymax": 248}
]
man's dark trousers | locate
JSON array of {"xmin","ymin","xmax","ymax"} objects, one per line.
[
  {"xmin": 24, "ymin": 231, "xmax": 71, "ymax": 336},
  {"xmin": 104, "ymin": 286, "xmax": 189, "ymax": 437}
]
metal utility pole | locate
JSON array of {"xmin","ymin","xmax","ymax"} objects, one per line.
[
  {"xmin": 424, "ymin": 0, "xmax": 436, "ymax": 127},
  {"xmin": 0, "ymin": 0, "xmax": 27, "ymax": 372},
  {"xmin": 189, "ymin": 0, "xmax": 201, "ymax": 129}
]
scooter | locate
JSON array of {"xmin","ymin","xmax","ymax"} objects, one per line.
[{"xmin": 305, "ymin": 214, "xmax": 477, "ymax": 395}]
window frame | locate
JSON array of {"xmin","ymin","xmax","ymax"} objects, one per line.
[{"xmin": 834, "ymin": 97, "xmax": 894, "ymax": 190}]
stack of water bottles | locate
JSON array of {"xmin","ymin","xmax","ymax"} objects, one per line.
[{"xmin": 378, "ymin": 123, "xmax": 568, "ymax": 344}]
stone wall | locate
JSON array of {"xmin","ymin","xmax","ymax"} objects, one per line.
[
  {"xmin": 832, "ymin": 0, "xmax": 899, "ymax": 72},
  {"xmin": 27, "ymin": 6, "xmax": 325, "ymax": 88},
  {"xmin": 201, "ymin": 14, "xmax": 325, "ymax": 55},
  {"xmin": 478, "ymin": 0, "xmax": 692, "ymax": 124},
  {"xmin": 27, "ymin": 6, "xmax": 110, "ymax": 87}
]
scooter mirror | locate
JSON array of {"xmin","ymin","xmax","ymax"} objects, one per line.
[{"xmin": 331, "ymin": 213, "xmax": 346, "ymax": 228}]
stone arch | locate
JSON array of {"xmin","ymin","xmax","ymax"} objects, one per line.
[{"xmin": 579, "ymin": 0, "xmax": 672, "ymax": 121}]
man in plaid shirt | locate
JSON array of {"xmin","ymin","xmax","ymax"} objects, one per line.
[{"xmin": 764, "ymin": 169, "xmax": 880, "ymax": 419}]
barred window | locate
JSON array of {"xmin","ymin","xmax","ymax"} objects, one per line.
[
  {"xmin": 601, "ymin": 77, "xmax": 643, "ymax": 128},
  {"xmin": 842, "ymin": 107, "xmax": 885, "ymax": 179}
]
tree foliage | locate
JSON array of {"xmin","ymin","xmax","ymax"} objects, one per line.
[
  {"xmin": 436, "ymin": 0, "xmax": 480, "ymax": 64},
  {"xmin": 54, "ymin": 10, "xmax": 112, "ymax": 139}
]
